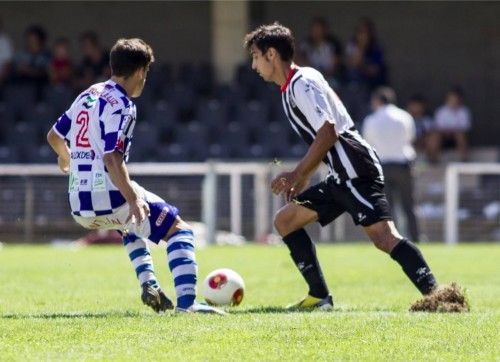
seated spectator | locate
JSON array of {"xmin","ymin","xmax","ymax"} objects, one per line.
[
  {"xmin": 406, "ymin": 94, "xmax": 434, "ymax": 155},
  {"xmin": 0, "ymin": 17, "xmax": 13, "ymax": 87},
  {"xmin": 345, "ymin": 18, "xmax": 387, "ymax": 90},
  {"xmin": 10, "ymin": 24, "xmax": 51, "ymax": 100},
  {"xmin": 50, "ymin": 37, "xmax": 73, "ymax": 86},
  {"xmin": 297, "ymin": 17, "xmax": 344, "ymax": 88},
  {"xmin": 428, "ymin": 87, "xmax": 471, "ymax": 162},
  {"xmin": 75, "ymin": 31, "xmax": 110, "ymax": 90}
]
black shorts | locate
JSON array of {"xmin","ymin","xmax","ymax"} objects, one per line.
[{"xmin": 293, "ymin": 177, "xmax": 392, "ymax": 227}]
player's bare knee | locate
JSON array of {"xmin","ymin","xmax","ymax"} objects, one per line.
[
  {"xmin": 273, "ymin": 211, "xmax": 288, "ymax": 236},
  {"xmin": 274, "ymin": 207, "xmax": 296, "ymax": 236}
]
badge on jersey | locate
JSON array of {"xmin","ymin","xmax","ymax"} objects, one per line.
[
  {"xmin": 92, "ymin": 171, "xmax": 107, "ymax": 191},
  {"xmin": 68, "ymin": 171, "xmax": 80, "ymax": 192}
]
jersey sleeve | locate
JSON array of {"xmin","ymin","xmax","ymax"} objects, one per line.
[
  {"xmin": 52, "ymin": 98, "xmax": 77, "ymax": 141},
  {"xmin": 292, "ymin": 78, "xmax": 335, "ymax": 131},
  {"xmin": 52, "ymin": 112, "xmax": 72, "ymax": 140}
]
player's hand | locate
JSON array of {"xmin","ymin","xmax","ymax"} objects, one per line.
[
  {"xmin": 285, "ymin": 177, "xmax": 310, "ymax": 202},
  {"xmin": 271, "ymin": 171, "xmax": 301, "ymax": 196},
  {"xmin": 57, "ymin": 156, "xmax": 70, "ymax": 174},
  {"xmin": 126, "ymin": 197, "xmax": 150, "ymax": 225}
]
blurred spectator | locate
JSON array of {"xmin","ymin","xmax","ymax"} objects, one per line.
[
  {"xmin": 50, "ymin": 37, "xmax": 73, "ymax": 86},
  {"xmin": 10, "ymin": 24, "xmax": 51, "ymax": 99},
  {"xmin": 406, "ymin": 94, "xmax": 434, "ymax": 155},
  {"xmin": 345, "ymin": 18, "xmax": 387, "ymax": 90},
  {"xmin": 428, "ymin": 87, "xmax": 471, "ymax": 162},
  {"xmin": 75, "ymin": 31, "xmax": 110, "ymax": 90},
  {"xmin": 0, "ymin": 17, "xmax": 13, "ymax": 86},
  {"xmin": 297, "ymin": 17, "xmax": 344, "ymax": 88},
  {"xmin": 362, "ymin": 87, "xmax": 420, "ymax": 242}
]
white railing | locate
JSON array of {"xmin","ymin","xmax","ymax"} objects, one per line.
[
  {"xmin": 444, "ymin": 162, "xmax": 500, "ymax": 244},
  {"xmin": 1, "ymin": 161, "xmax": 498, "ymax": 243},
  {"xmin": 0, "ymin": 162, "xmax": 335, "ymax": 243}
]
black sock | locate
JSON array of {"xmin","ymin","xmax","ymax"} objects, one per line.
[
  {"xmin": 283, "ymin": 229, "xmax": 329, "ymax": 299},
  {"xmin": 390, "ymin": 239, "xmax": 438, "ymax": 295}
]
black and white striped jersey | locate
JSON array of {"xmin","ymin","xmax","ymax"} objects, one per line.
[{"xmin": 281, "ymin": 66, "xmax": 384, "ymax": 184}]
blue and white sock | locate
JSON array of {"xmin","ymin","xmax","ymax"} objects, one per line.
[
  {"xmin": 166, "ymin": 229, "xmax": 197, "ymax": 309},
  {"xmin": 123, "ymin": 233, "xmax": 158, "ymax": 288}
]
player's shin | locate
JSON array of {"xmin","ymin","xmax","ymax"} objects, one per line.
[
  {"xmin": 390, "ymin": 238, "xmax": 438, "ymax": 295},
  {"xmin": 166, "ymin": 229, "xmax": 197, "ymax": 309},
  {"xmin": 283, "ymin": 228, "xmax": 329, "ymax": 299},
  {"xmin": 123, "ymin": 233, "xmax": 159, "ymax": 288}
]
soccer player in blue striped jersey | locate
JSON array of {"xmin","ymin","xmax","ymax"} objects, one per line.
[{"xmin": 47, "ymin": 38, "xmax": 222, "ymax": 314}]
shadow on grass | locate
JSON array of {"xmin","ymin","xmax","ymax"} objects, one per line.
[
  {"xmin": 2, "ymin": 307, "xmax": 398, "ymax": 319},
  {"xmin": 1, "ymin": 310, "xmax": 144, "ymax": 320},
  {"xmin": 228, "ymin": 305, "xmax": 396, "ymax": 314},
  {"xmin": 229, "ymin": 306, "xmax": 292, "ymax": 314}
]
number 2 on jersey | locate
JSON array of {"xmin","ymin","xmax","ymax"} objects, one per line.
[{"xmin": 76, "ymin": 110, "xmax": 91, "ymax": 148}]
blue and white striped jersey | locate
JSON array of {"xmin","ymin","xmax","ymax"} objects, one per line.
[{"xmin": 52, "ymin": 79, "xmax": 136, "ymax": 217}]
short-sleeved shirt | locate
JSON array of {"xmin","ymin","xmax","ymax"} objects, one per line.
[
  {"xmin": 434, "ymin": 105, "xmax": 471, "ymax": 131},
  {"xmin": 52, "ymin": 79, "xmax": 136, "ymax": 216},
  {"xmin": 281, "ymin": 66, "xmax": 383, "ymax": 184},
  {"xmin": 362, "ymin": 104, "xmax": 416, "ymax": 164}
]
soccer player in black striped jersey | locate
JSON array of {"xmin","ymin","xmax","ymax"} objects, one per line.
[{"xmin": 244, "ymin": 23, "xmax": 442, "ymax": 310}]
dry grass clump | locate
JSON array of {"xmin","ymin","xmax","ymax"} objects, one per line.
[{"xmin": 410, "ymin": 283, "xmax": 470, "ymax": 313}]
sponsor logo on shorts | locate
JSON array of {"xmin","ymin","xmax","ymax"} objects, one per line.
[
  {"xmin": 155, "ymin": 206, "xmax": 169, "ymax": 227},
  {"xmin": 358, "ymin": 213, "xmax": 366, "ymax": 222}
]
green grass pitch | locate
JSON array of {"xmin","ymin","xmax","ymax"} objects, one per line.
[{"xmin": 0, "ymin": 243, "xmax": 499, "ymax": 361}]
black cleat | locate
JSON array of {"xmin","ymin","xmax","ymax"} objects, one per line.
[{"xmin": 141, "ymin": 282, "xmax": 174, "ymax": 313}]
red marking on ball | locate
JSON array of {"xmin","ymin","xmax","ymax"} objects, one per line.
[
  {"xmin": 208, "ymin": 273, "xmax": 228, "ymax": 289},
  {"xmin": 232, "ymin": 288, "xmax": 244, "ymax": 306}
]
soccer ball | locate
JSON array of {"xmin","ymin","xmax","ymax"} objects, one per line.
[{"xmin": 202, "ymin": 268, "xmax": 245, "ymax": 306}]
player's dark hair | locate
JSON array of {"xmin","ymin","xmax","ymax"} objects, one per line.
[
  {"xmin": 244, "ymin": 22, "xmax": 295, "ymax": 62},
  {"xmin": 373, "ymin": 86, "xmax": 396, "ymax": 105},
  {"xmin": 110, "ymin": 38, "xmax": 154, "ymax": 78}
]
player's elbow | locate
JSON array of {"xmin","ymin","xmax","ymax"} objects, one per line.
[
  {"xmin": 46, "ymin": 129, "xmax": 60, "ymax": 148},
  {"xmin": 103, "ymin": 151, "xmax": 122, "ymax": 169},
  {"xmin": 103, "ymin": 152, "xmax": 115, "ymax": 167}
]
